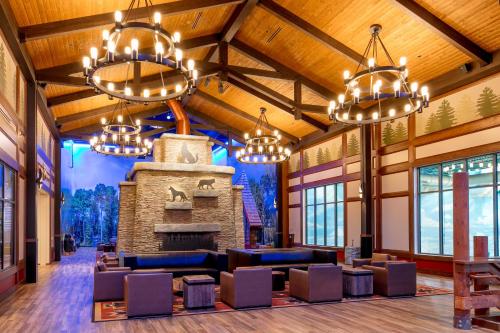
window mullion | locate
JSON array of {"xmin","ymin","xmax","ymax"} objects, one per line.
[{"xmin": 438, "ymin": 165, "xmax": 444, "ymax": 255}]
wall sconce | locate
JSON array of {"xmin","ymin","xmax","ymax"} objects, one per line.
[
  {"xmin": 61, "ymin": 192, "xmax": 65, "ymax": 206},
  {"xmin": 358, "ymin": 184, "xmax": 364, "ymax": 199},
  {"xmin": 35, "ymin": 168, "xmax": 43, "ymax": 189}
]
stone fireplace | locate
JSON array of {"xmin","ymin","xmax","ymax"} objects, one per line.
[{"xmin": 117, "ymin": 133, "xmax": 245, "ymax": 253}]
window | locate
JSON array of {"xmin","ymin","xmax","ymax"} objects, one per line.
[
  {"xmin": 305, "ymin": 183, "xmax": 344, "ymax": 247},
  {"xmin": 0, "ymin": 162, "xmax": 16, "ymax": 270},
  {"xmin": 417, "ymin": 153, "xmax": 499, "ymax": 257}
]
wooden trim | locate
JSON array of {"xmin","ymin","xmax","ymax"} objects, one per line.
[
  {"xmin": 289, "ymin": 171, "xmax": 360, "ymax": 192},
  {"xmin": 380, "ymin": 191, "xmax": 409, "ymax": 199},
  {"xmin": 288, "ymin": 203, "xmax": 301, "ymax": 209},
  {"xmin": 220, "ymin": 0, "xmax": 258, "ymax": 42},
  {"xmin": 378, "ymin": 141, "xmax": 409, "ymax": 155},
  {"xmin": 301, "ymin": 159, "xmax": 343, "ymax": 176},
  {"xmin": 391, "ymin": 0, "xmax": 491, "ymax": 65},
  {"xmin": 0, "ymin": 144, "xmax": 19, "ymax": 171},
  {"xmin": 379, "ymin": 162, "xmax": 409, "ymax": 175}
]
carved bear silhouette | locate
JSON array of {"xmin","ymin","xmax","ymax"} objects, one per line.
[
  {"xmin": 169, "ymin": 186, "xmax": 188, "ymax": 202},
  {"xmin": 197, "ymin": 179, "xmax": 215, "ymax": 190},
  {"xmin": 177, "ymin": 143, "xmax": 198, "ymax": 164}
]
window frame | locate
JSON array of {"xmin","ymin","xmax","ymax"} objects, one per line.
[
  {"xmin": 416, "ymin": 153, "xmax": 499, "ymax": 257},
  {"xmin": 304, "ymin": 183, "xmax": 344, "ymax": 247},
  {"xmin": 0, "ymin": 161, "xmax": 16, "ymax": 270}
]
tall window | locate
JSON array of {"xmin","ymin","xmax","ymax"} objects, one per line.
[
  {"xmin": 417, "ymin": 153, "xmax": 499, "ymax": 257},
  {"xmin": 305, "ymin": 183, "xmax": 344, "ymax": 247},
  {"xmin": 0, "ymin": 162, "xmax": 16, "ymax": 270}
]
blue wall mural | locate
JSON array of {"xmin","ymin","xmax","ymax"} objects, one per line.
[{"xmin": 61, "ymin": 141, "xmax": 278, "ymax": 248}]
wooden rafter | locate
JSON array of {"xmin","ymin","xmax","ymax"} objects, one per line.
[
  {"xmin": 195, "ymin": 90, "xmax": 298, "ymax": 142},
  {"xmin": 186, "ymin": 106, "xmax": 245, "ymax": 143},
  {"xmin": 192, "ymin": 129, "xmax": 228, "ymax": 148},
  {"xmin": 19, "ymin": 0, "xmax": 244, "ymax": 42},
  {"xmin": 391, "ymin": 0, "xmax": 492, "ymax": 65},
  {"xmin": 230, "ymin": 39, "xmax": 336, "ymax": 100}
]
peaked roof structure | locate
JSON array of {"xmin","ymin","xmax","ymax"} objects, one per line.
[{"xmin": 236, "ymin": 171, "xmax": 262, "ymax": 228}]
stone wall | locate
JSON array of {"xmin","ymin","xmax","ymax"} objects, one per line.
[
  {"xmin": 117, "ymin": 182, "xmax": 136, "ymax": 253},
  {"xmin": 153, "ymin": 133, "xmax": 213, "ymax": 165}
]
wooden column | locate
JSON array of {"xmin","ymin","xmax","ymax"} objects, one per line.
[
  {"xmin": 360, "ymin": 124, "xmax": 373, "ymax": 258},
  {"xmin": 276, "ymin": 163, "xmax": 284, "ymax": 248},
  {"xmin": 25, "ymin": 80, "xmax": 38, "ymax": 283},
  {"xmin": 473, "ymin": 235, "xmax": 489, "ymax": 316},
  {"xmin": 453, "ymin": 172, "xmax": 471, "ymax": 329},
  {"xmin": 53, "ymin": 138, "xmax": 62, "ymax": 261}
]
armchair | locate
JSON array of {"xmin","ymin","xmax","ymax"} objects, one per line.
[
  {"xmin": 352, "ymin": 253, "xmax": 398, "ymax": 268},
  {"xmin": 124, "ymin": 273, "xmax": 173, "ymax": 317},
  {"xmin": 93, "ymin": 262, "xmax": 131, "ymax": 301},
  {"xmin": 289, "ymin": 264, "xmax": 342, "ymax": 302},
  {"xmin": 220, "ymin": 267, "xmax": 272, "ymax": 309},
  {"xmin": 362, "ymin": 262, "xmax": 417, "ymax": 297}
]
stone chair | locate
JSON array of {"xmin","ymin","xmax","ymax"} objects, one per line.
[
  {"xmin": 220, "ymin": 267, "xmax": 272, "ymax": 309},
  {"xmin": 289, "ymin": 264, "xmax": 343, "ymax": 302},
  {"xmin": 352, "ymin": 253, "xmax": 398, "ymax": 268},
  {"xmin": 124, "ymin": 273, "xmax": 173, "ymax": 317},
  {"xmin": 362, "ymin": 262, "xmax": 417, "ymax": 297},
  {"xmin": 93, "ymin": 262, "xmax": 131, "ymax": 301}
]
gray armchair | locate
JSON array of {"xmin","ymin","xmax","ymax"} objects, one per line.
[
  {"xmin": 124, "ymin": 273, "xmax": 173, "ymax": 317},
  {"xmin": 220, "ymin": 267, "xmax": 272, "ymax": 309},
  {"xmin": 352, "ymin": 253, "xmax": 398, "ymax": 268},
  {"xmin": 289, "ymin": 264, "xmax": 342, "ymax": 302},
  {"xmin": 362, "ymin": 262, "xmax": 417, "ymax": 297},
  {"xmin": 93, "ymin": 262, "xmax": 131, "ymax": 301}
]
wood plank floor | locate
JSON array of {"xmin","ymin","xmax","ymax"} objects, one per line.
[{"xmin": 0, "ymin": 248, "xmax": 496, "ymax": 333}]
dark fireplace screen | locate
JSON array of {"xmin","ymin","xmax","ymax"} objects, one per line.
[{"xmin": 159, "ymin": 232, "xmax": 218, "ymax": 251}]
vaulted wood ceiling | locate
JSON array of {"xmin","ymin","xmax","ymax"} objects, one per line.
[{"xmin": 6, "ymin": 0, "xmax": 500, "ymax": 145}]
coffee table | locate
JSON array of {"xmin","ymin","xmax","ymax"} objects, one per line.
[
  {"xmin": 182, "ymin": 275, "xmax": 215, "ymax": 309},
  {"xmin": 272, "ymin": 271, "xmax": 286, "ymax": 291},
  {"xmin": 342, "ymin": 267, "xmax": 373, "ymax": 296}
]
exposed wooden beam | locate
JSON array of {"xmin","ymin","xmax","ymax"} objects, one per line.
[
  {"xmin": 195, "ymin": 90, "xmax": 298, "ymax": 142},
  {"xmin": 294, "ymin": 80, "xmax": 302, "ymax": 120},
  {"xmin": 140, "ymin": 126, "xmax": 175, "ymax": 138},
  {"xmin": 230, "ymin": 39, "xmax": 336, "ymax": 100},
  {"xmin": 19, "ymin": 0, "xmax": 244, "ymax": 42},
  {"xmin": 185, "ymin": 106, "xmax": 245, "ymax": 143},
  {"xmin": 226, "ymin": 65, "xmax": 290, "ymax": 79},
  {"xmin": 56, "ymin": 103, "xmax": 122, "ymax": 125},
  {"xmin": 192, "ymin": 129, "xmax": 228, "ymax": 148},
  {"xmin": 391, "ymin": 0, "xmax": 492, "ymax": 65},
  {"xmin": 37, "ymin": 74, "xmax": 87, "ymax": 87},
  {"xmin": 227, "ymin": 74, "xmax": 329, "ymax": 132},
  {"xmin": 47, "ymin": 89, "xmax": 97, "ymax": 107}
]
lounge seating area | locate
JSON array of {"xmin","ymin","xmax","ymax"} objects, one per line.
[{"xmin": 0, "ymin": 0, "xmax": 499, "ymax": 332}]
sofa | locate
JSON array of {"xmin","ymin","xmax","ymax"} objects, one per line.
[
  {"xmin": 123, "ymin": 250, "xmax": 228, "ymax": 283},
  {"xmin": 220, "ymin": 267, "xmax": 272, "ymax": 309},
  {"xmin": 227, "ymin": 248, "xmax": 337, "ymax": 277},
  {"xmin": 362, "ymin": 262, "xmax": 417, "ymax": 297},
  {"xmin": 352, "ymin": 253, "xmax": 398, "ymax": 268},
  {"xmin": 289, "ymin": 264, "xmax": 343, "ymax": 302},
  {"xmin": 93, "ymin": 261, "xmax": 131, "ymax": 301}
]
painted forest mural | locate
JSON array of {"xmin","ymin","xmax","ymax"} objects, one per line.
[
  {"xmin": 302, "ymin": 135, "xmax": 342, "ymax": 169},
  {"xmin": 346, "ymin": 128, "xmax": 360, "ymax": 157},
  {"xmin": 0, "ymin": 34, "xmax": 17, "ymax": 112},
  {"xmin": 288, "ymin": 152, "xmax": 300, "ymax": 173},
  {"xmin": 381, "ymin": 118, "xmax": 408, "ymax": 146},
  {"xmin": 416, "ymin": 74, "xmax": 500, "ymax": 136}
]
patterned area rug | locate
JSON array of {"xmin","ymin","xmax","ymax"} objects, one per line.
[{"xmin": 93, "ymin": 284, "xmax": 451, "ymax": 322}]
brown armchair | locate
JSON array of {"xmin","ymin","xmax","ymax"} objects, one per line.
[
  {"xmin": 220, "ymin": 267, "xmax": 272, "ymax": 309},
  {"xmin": 352, "ymin": 253, "xmax": 398, "ymax": 268},
  {"xmin": 93, "ymin": 262, "xmax": 131, "ymax": 301},
  {"xmin": 362, "ymin": 262, "xmax": 417, "ymax": 297},
  {"xmin": 124, "ymin": 273, "xmax": 173, "ymax": 317},
  {"xmin": 289, "ymin": 264, "xmax": 342, "ymax": 302}
]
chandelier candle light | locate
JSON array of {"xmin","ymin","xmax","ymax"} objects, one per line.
[
  {"xmin": 89, "ymin": 101, "xmax": 153, "ymax": 157},
  {"xmin": 236, "ymin": 107, "xmax": 291, "ymax": 164},
  {"xmin": 327, "ymin": 24, "xmax": 430, "ymax": 125},
  {"xmin": 82, "ymin": 0, "xmax": 198, "ymax": 104}
]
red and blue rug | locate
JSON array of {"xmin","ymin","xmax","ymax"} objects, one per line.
[{"xmin": 93, "ymin": 283, "xmax": 451, "ymax": 322}]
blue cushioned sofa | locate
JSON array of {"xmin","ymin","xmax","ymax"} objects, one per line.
[
  {"xmin": 123, "ymin": 250, "xmax": 228, "ymax": 283},
  {"xmin": 227, "ymin": 248, "xmax": 337, "ymax": 278}
]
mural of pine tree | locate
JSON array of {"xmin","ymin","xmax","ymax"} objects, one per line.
[
  {"xmin": 393, "ymin": 121, "xmax": 408, "ymax": 143},
  {"xmin": 476, "ymin": 86, "xmax": 499, "ymax": 118},
  {"xmin": 303, "ymin": 151, "xmax": 310, "ymax": 169},
  {"xmin": 316, "ymin": 147, "xmax": 324, "ymax": 165},
  {"xmin": 382, "ymin": 122, "xmax": 395, "ymax": 145},
  {"xmin": 337, "ymin": 144, "xmax": 343, "ymax": 159},
  {"xmin": 295, "ymin": 159, "xmax": 300, "ymax": 172},
  {"xmin": 436, "ymin": 99, "xmax": 457, "ymax": 130},
  {"xmin": 425, "ymin": 112, "xmax": 440, "ymax": 134},
  {"xmin": 347, "ymin": 133, "xmax": 360, "ymax": 156},
  {"xmin": 0, "ymin": 43, "xmax": 6, "ymax": 91},
  {"xmin": 324, "ymin": 147, "xmax": 332, "ymax": 162}
]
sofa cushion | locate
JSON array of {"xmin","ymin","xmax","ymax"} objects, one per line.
[
  {"xmin": 372, "ymin": 253, "xmax": 391, "ymax": 262},
  {"xmin": 135, "ymin": 252, "xmax": 209, "ymax": 269},
  {"xmin": 258, "ymin": 250, "xmax": 314, "ymax": 265},
  {"xmin": 97, "ymin": 261, "xmax": 107, "ymax": 272}
]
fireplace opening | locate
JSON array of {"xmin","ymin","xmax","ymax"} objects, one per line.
[{"xmin": 159, "ymin": 232, "xmax": 218, "ymax": 251}]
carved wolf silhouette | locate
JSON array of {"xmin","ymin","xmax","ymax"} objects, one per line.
[
  {"xmin": 178, "ymin": 143, "xmax": 198, "ymax": 164},
  {"xmin": 169, "ymin": 186, "xmax": 188, "ymax": 202},
  {"xmin": 197, "ymin": 178, "xmax": 215, "ymax": 190}
]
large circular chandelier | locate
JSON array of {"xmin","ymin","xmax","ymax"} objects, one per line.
[
  {"xmin": 89, "ymin": 101, "xmax": 153, "ymax": 157},
  {"xmin": 236, "ymin": 107, "xmax": 291, "ymax": 164},
  {"xmin": 81, "ymin": 0, "xmax": 198, "ymax": 104},
  {"xmin": 327, "ymin": 24, "xmax": 430, "ymax": 125}
]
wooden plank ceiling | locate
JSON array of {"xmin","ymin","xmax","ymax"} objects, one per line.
[{"xmin": 6, "ymin": 0, "xmax": 500, "ymax": 144}]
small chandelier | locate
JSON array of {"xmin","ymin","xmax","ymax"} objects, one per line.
[
  {"xmin": 82, "ymin": 0, "xmax": 198, "ymax": 104},
  {"xmin": 89, "ymin": 101, "xmax": 153, "ymax": 157},
  {"xmin": 236, "ymin": 107, "xmax": 291, "ymax": 164},
  {"xmin": 327, "ymin": 24, "xmax": 430, "ymax": 124}
]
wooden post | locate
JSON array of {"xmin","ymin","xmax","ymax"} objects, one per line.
[
  {"xmin": 360, "ymin": 124, "xmax": 373, "ymax": 258},
  {"xmin": 473, "ymin": 235, "xmax": 489, "ymax": 316},
  {"xmin": 54, "ymin": 139, "xmax": 62, "ymax": 261},
  {"xmin": 453, "ymin": 172, "xmax": 471, "ymax": 329}
]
